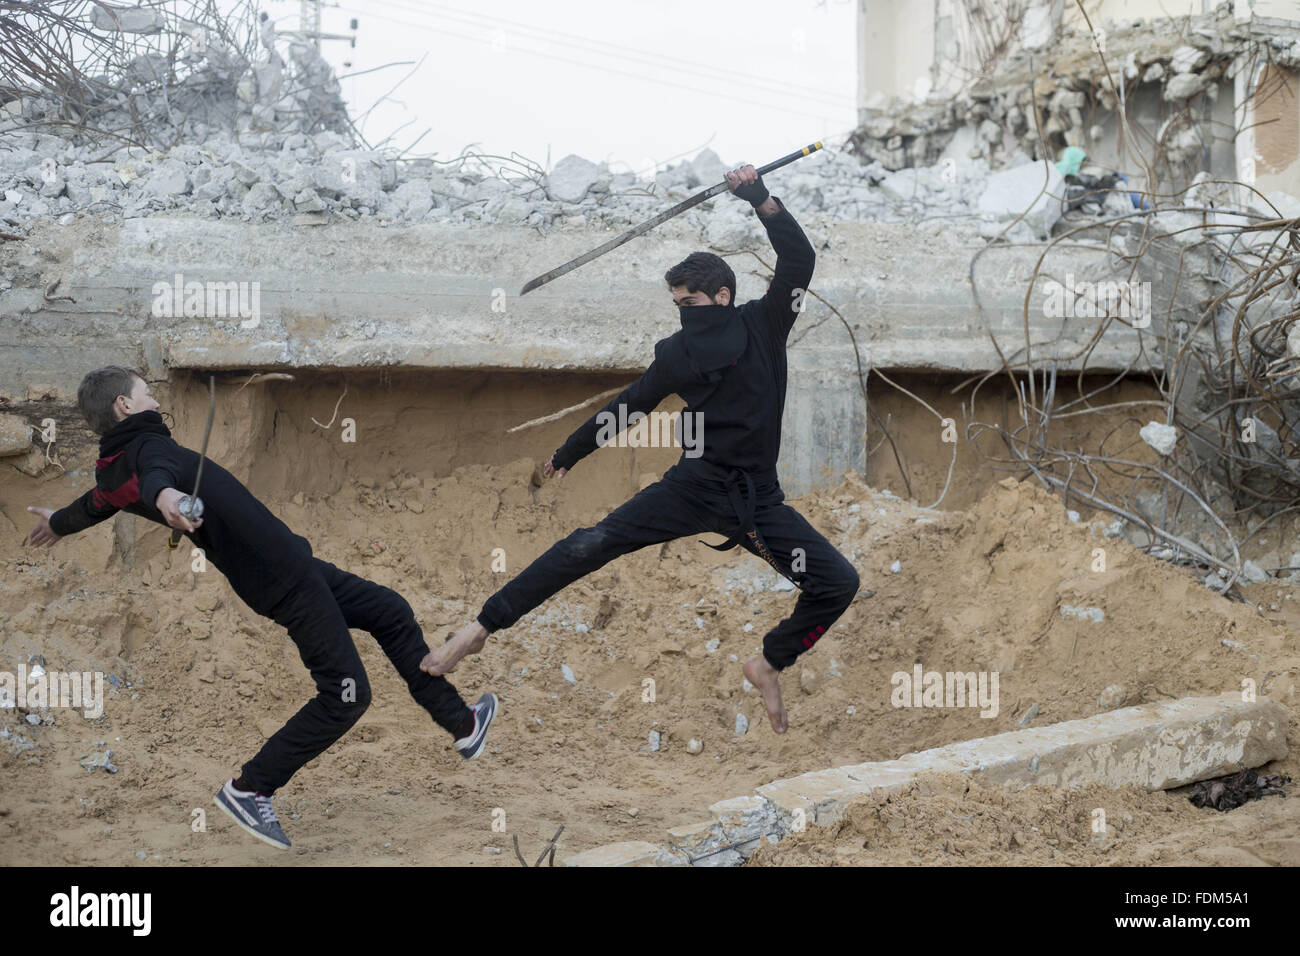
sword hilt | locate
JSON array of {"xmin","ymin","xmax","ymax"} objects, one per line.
[
  {"xmin": 754, "ymin": 141, "xmax": 823, "ymax": 177},
  {"xmin": 166, "ymin": 494, "xmax": 203, "ymax": 550}
]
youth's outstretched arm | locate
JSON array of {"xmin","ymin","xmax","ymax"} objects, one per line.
[
  {"xmin": 28, "ymin": 488, "xmax": 119, "ymax": 546},
  {"xmin": 548, "ymin": 362, "xmax": 674, "ymax": 476}
]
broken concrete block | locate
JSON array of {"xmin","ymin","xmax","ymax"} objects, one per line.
[
  {"xmin": 191, "ymin": 164, "xmax": 234, "ymax": 202},
  {"xmin": 393, "ymin": 179, "xmax": 434, "ymax": 218},
  {"xmin": 561, "ymin": 841, "xmax": 687, "ymax": 867},
  {"xmin": 313, "ymin": 150, "xmax": 397, "ymax": 201},
  {"xmin": 241, "ymin": 181, "xmax": 282, "ymax": 217},
  {"xmin": 708, "ymin": 794, "xmax": 773, "ymax": 847},
  {"xmin": 977, "ymin": 159, "xmax": 1065, "ymax": 236},
  {"xmin": 546, "ymin": 154, "xmax": 609, "ymax": 203},
  {"xmin": 292, "ymin": 188, "xmax": 326, "ymax": 212},
  {"xmin": 1164, "ymin": 73, "xmax": 1208, "ymax": 100},
  {"xmin": 1170, "ymin": 45, "xmax": 1210, "ymax": 73},
  {"xmin": 140, "ymin": 159, "xmax": 190, "ymax": 198},
  {"xmin": 1241, "ymin": 560, "xmax": 1270, "ymax": 584},
  {"xmin": 688, "ymin": 148, "xmax": 726, "ymax": 187},
  {"xmin": 1139, "ymin": 421, "xmax": 1177, "ymax": 455},
  {"xmin": 89, "ymin": 4, "xmax": 165, "ymax": 34},
  {"xmin": 0, "ymin": 413, "xmax": 32, "ymax": 456},
  {"xmin": 665, "ymin": 820, "xmax": 715, "ymax": 856},
  {"xmin": 662, "ymin": 796, "xmax": 774, "ymax": 864}
]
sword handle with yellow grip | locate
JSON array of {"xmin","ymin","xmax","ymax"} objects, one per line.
[{"xmin": 755, "ymin": 141, "xmax": 823, "ymax": 178}]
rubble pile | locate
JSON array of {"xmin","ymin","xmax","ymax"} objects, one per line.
[
  {"xmin": 852, "ymin": 5, "xmax": 1300, "ymax": 172},
  {"xmin": 2, "ymin": 3, "xmax": 351, "ymax": 145}
]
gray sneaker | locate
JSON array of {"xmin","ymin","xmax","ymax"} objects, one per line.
[
  {"xmin": 214, "ymin": 780, "xmax": 291, "ymax": 850},
  {"xmin": 454, "ymin": 693, "xmax": 499, "ymax": 760}
]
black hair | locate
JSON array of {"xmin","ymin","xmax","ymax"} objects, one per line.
[{"xmin": 664, "ymin": 252, "xmax": 736, "ymax": 304}]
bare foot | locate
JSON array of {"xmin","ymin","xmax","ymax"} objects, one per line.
[
  {"xmin": 743, "ymin": 654, "xmax": 788, "ymax": 733},
  {"xmin": 420, "ymin": 621, "xmax": 487, "ymax": 675}
]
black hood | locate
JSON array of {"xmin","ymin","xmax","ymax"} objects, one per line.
[
  {"xmin": 99, "ymin": 410, "xmax": 172, "ymax": 457},
  {"xmin": 677, "ymin": 302, "xmax": 747, "ymax": 373}
]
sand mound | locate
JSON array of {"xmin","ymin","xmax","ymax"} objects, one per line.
[{"xmin": 2, "ymin": 395, "xmax": 1296, "ymax": 863}]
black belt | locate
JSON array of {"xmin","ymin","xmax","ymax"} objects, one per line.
[
  {"xmin": 693, "ymin": 465, "xmax": 800, "ymax": 591},
  {"xmin": 703, "ymin": 467, "xmax": 758, "ymax": 552}
]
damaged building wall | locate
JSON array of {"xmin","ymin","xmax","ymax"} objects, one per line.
[
  {"xmin": 854, "ymin": 0, "xmax": 1300, "ymax": 202},
  {"xmin": 1251, "ymin": 62, "xmax": 1299, "ymax": 194}
]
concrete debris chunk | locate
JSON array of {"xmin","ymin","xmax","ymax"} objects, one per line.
[
  {"xmin": 977, "ymin": 160, "xmax": 1066, "ymax": 237},
  {"xmin": 545, "ymin": 154, "xmax": 610, "ymax": 203},
  {"xmin": 1139, "ymin": 422, "xmax": 1177, "ymax": 456}
]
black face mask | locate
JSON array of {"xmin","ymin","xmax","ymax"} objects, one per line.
[{"xmin": 678, "ymin": 302, "xmax": 747, "ymax": 373}]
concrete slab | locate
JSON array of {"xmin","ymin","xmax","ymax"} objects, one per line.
[
  {"xmin": 0, "ymin": 214, "xmax": 1211, "ymax": 494},
  {"xmin": 758, "ymin": 693, "xmax": 1289, "ymax": 825},
  {"xmin": 565, "ymin": 693, "xmax": 1288, "ymax": 865}
]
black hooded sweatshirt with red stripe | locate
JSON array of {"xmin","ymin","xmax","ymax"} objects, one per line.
[{"xmin": 49, "ymin": 410, "xmax": 313, "ymax": 615}]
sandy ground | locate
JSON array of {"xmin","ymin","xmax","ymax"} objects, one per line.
[{"xmin": 1, "ymin": 374, "xmax": 1297, "ymax": 866}]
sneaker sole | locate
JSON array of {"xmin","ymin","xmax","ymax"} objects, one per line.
[
  {"xmin": 459, "ymin": 693, "xmax": 499, "ymax": 760},
  {"xmin": 213, "ymin": 793, "xmax": 291, "ymax": 850}
]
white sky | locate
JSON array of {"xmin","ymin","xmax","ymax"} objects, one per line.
[{"xmin": 260, "ymin": 0, "xmax": 859, "ymax": 176}]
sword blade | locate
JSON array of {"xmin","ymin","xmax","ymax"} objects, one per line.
[
  {"xmin": 519, "ymin": 141, "xmax": 823, "ymax": 296},
  {"xmin": 170, "ymin": 374, "xmax": 216, "ymax": 546},
  {"xmin": 190, "ymin": 374, "xmax": 216, "ymax": 502}
]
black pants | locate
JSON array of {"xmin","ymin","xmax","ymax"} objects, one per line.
[
  {"xmin": 239, "ymin": 558, "xmax": 472, "ymax": 795},
  {"xmin": 479, "ymin": 463, "xmax": 860, "ymax": 670}
]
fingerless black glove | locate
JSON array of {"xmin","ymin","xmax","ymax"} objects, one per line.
[{"xmin": 731, "ymin": 173, "xmax": 769, "ymax": 207}]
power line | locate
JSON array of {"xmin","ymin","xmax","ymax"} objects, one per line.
[
  {"xmin": 357, "ymin": 10, "xmax": 855, "ymax": 121},
  {"xmin": 380, "ymin": 0, "xmax": 856, "ymax": 107},
  {"xmin": 371, "ymin": 0, "xmax": 856, "ymax": 109}
]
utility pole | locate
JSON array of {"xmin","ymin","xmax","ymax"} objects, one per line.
[
  {"xmin": 300, "ymin": 0, "xmax": 321, "ymax": 50},
  {"xmin": 275, "ymin": 0, "xmax": 358, "ymax": 52}
]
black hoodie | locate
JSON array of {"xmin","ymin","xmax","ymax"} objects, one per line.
[
  {"xmin": 550, "ymin": 195, "xmax": 815, "ymax": 478},
  {"xmin": 49, "ymin": 410, "xmax": 313, "ymax": 615}
]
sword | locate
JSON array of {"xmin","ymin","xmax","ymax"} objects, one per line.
[
  {"xmin": 168, "ymin": 374, "xmax": 216, "ymax": 551},
  {"xmin": 519, "ymin": 141, "xmax": 823, "ymax": 296}
]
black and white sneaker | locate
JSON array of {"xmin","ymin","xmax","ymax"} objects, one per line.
[
  {"xmin": 214, "ymin": 780, "xmax": 291, "ymax": 850},
  {"xmin": 454, "ymin": 693, "xmax": 499, "ymax": 760}
]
